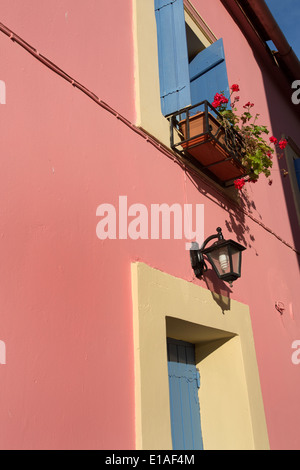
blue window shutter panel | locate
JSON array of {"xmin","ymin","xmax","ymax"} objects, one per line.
[
  {"xmin": 294, "ymin": 159, "xmax": 300, "ymax": 191},
  {"xmin": 167, "ymin": 339, "xmax": 204, "ymax": 450},
  {"xmin": 189, "ymin": 38, "xmax": 230, "ymax": 107},
  {"xmin": 154, "ymin": 0, "xmax": 191, "ymax": 116}
]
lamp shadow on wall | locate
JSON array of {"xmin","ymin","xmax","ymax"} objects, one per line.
[{"xmin": 202, "ymin": 268, "xmax": 231, "ymax": 314}]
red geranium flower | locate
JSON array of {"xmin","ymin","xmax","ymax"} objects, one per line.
[
  {"xmin": 234, "ymin": 178, "xmax": 246, "ymax": 190},
  {"xmin": 243, "ymin": 101, "xmax": 254, "ymax": 109},
  {"xmin": 269, "ymin": 136, "xmax": 278, "ymax": 144},
  {"xmin": 212, "ymin": 92, "xmax": 229, "ymax": 108},
  {"xmin": 231, "ymin": 84, "xmax": 240, "ymax": 92},
  {"xmin": 279, "ymin": 139, "xmax": 288, "ymax": 149}
]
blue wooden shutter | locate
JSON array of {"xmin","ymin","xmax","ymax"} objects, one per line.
[
  {"xmin": 154, "ymin": 0, "xmax": 191, "ymax": 116},
  {"xmin": 167, "ymin": 338, "xmax": 204, "ymax": 450},
  {"xmin": 294, "ymin": 159, "xmax": 300, "ymax": 191},
  {"xmin": 189, "ymin": 38, "xmax": 230, "ymax": 107}
]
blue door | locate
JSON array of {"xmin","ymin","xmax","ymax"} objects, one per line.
[{"xmin": 167, "ymin": 338, "xmax": 204, "ymax": 450}]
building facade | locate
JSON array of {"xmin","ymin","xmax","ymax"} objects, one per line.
[{"xmin": 0, "ymin": 0, "xmax": 299, "ymax": 450}]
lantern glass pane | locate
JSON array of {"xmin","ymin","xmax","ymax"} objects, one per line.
[
  {"xmin": 230, "ymin": 246, "xmax": 242, "ymax": 275},
  {"xmin": 208, "ymin": 245, "xmax": 231, "ymax": 276}
]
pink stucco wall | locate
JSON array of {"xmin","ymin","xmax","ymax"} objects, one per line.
[{"xmin": 0, "ymin": 0, "xmax": 299, "ymax": 449}]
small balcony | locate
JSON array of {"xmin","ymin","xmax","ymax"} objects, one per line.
[{"xmin": 169, "ymin": 100, "xmax": 248, "ymax": 187}]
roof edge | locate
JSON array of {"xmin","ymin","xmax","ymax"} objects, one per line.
[{"xmin": 222, "ymin": 0, "xmax": 300, "ymax": 82}]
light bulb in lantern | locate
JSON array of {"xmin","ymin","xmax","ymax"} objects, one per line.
[{"xmin": 218, "ymin": 250, "xmax": 229, "ymax": 273}]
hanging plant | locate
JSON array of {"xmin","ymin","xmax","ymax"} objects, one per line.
[{"xmin": 212, "ymin": 84, "xmax": 288, "ymax": 190}]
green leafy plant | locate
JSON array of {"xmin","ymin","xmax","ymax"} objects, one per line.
[{"xmin": 212, "ymin": 84, "xmax": 288, "ymax": 190}]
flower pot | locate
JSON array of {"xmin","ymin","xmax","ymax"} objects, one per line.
[{"xmin": 179, "ymin": 112, "xmax": 247, "ymax": 183}]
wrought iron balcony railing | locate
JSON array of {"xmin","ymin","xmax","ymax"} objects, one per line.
[{"xmin": 169, "ymin": 100, "xmax": 248, "ymax": 187}]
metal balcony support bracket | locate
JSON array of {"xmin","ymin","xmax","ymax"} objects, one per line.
[{"xmin": 190, "ymin": 227, "xmax": 224, "ymax": 279}]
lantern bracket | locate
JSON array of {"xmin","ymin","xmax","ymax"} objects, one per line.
[{"xmin": 190, "ymin": 227, "xmax": 224, "ymax": 279}]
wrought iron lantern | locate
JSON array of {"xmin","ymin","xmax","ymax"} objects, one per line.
[{"xmin": 190, "ymin": 227, "xmax": 246, "ymax": 286}]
